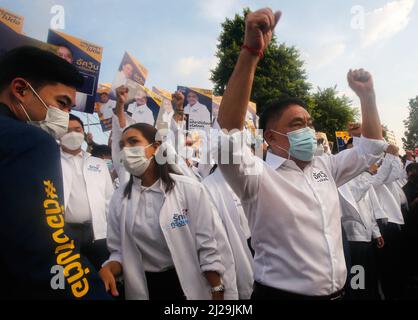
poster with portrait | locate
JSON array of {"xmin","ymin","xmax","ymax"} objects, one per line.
[
  {"xmin": 123, "ymin": 84, "xmax": 161, "ymax": 127},
  {"xmin": 47, "ymin": 29, "xmax": 103, "ymax": 114},
  {"xmin": 212, "ymin": 96, "xmax": 222, "ymax": 124},
  {"xmin": 111, "ymin": 52, "xmax": 148, "ymax": 98},
  {"xmin": 0, "ymin": 16, "xmax": 56, "ymax": 62},
  {"xmin": 335, "ymin": 131, "xmax": 351, "ymax": 152},
  {"xmin": 177, "ymin": 86, "xmax": 212, "ymax": 132},
  {"xmin": 0, "ymin": 7, "xmax": 24, "ymax": 33},
  {"xmin": 153, "ymin": 87, "xmax": 174, "ymax": 130},
  {"xmin": 94, "ymin": 83, "xmax": 115, "ymax": 132}
]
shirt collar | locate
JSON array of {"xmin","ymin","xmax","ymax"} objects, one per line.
[
  {"xmin": 133, "ymin": 176, "xmax": 165, "ymax": 194},
  {"xmin": 61, "ymin": 149, "xmax": 85, "ymax": 159},
  {"xmin": 135, "ymin": 104, "xmax": 147, "ymax": 112},
  {"xmin": 265, "ymin": 150, "xmax": 287, "ymax": 170}
]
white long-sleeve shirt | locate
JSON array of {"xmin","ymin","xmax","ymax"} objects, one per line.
[
  {"xmin": 339, "ymin": 173, "xmax": 383, "ymax": 242},
  {"xmin": 127, "ymin": 103, "xmax": 155, "ymax": 126},
  {"xmin": 216, "ymin": 125, "xmax": 386, "ymax": 296}
]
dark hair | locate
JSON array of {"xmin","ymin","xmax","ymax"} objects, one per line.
[
  {"xmin": 259, "ymin": 97, "xmax": 308, "ymax": 131},
  {"xmin": 0, "ymin": 46, "xmax": 84, "ymax": 91},
  {"xmin": 69, "ymin": 114, "xmax": 84, "ymax": 130},
  {"xmin": 406, "ymin": 162, "xmax": 418, "ymax": 175},
  {"xmin": 122, "ymin": 123, "xmax": 176, "ymax": 198},
  {"xmin": 91, "ymin": 144, "xmax": 111, "ymax": 158}
]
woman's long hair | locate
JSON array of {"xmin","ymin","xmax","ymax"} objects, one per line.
[{"xmin": 122, "ymin": 123, "xmax": 177, "ymax": 199}]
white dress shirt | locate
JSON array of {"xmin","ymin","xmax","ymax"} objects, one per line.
[
  {"xmin": 339, "ymin": 173, "xmax": 383, "ymax": 242},
  {"xmin": 62, "ymin": 151, "xmax": 92, "ymax": 224},
  {"xmin": 217, "ymin": 125, "xmax": 386, "ymax": 296},
  {"xmin": 184, "ymin": 102, "xmax": 211, "ymax": 130},
  {"xmin": 127, "ymin": 103, "xmax": 155, "ymax": 126},
  {"xmin": 162, "ymin": 110, "xmax": 174, "ymax": 124},
  {"xmin": 131, "ymin": 178, "xmax": 174, "ymax": 272},
  {"xmin": 100, "ymin": 100, "xmax": 117, "ymax": 119}
]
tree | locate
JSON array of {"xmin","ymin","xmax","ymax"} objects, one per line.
[
  {"xmin": 403, "ymin": 96, "xmax": 418, "ymax": 151},
  {"xmin": 211, "ymin": 9, "xmax": 311, "ymax": 115},
  {"xmin": 309, "ymin": 86, "xmax": 358, "ymax": 144}
]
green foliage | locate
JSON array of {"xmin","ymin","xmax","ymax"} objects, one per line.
[{"xmin": 403, "ymin": 96, "xmax": 418, "ymax": 150}]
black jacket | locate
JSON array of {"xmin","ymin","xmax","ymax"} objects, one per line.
[{"xmin": 0, "ymin": 103, "xmax": 110, "ymax": 300}]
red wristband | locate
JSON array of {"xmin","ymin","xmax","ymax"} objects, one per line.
[{"xmin": 241, "ymin": 45, "xmax": 264, "ymax": 59}]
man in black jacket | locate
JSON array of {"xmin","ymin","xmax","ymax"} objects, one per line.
[{"xmin": 0, "ymin": 46, "xmax": 109, "ymax": 299}]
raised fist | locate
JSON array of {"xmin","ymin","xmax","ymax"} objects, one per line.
[
  {"xmin": 116, "ymin": 85, "xmax": 129, "ymax": 105},
  {"xmin": 244, "ymin": 8, "xmax": 281, "ymax": 53},
  {"xmin": 347, "ymin": 69, "xmax": 374, "ymax": 98}
]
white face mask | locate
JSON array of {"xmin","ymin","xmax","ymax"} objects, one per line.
[
  {"xmin": 120, "ymin": 144, "xmax": 153, "ymax": 177},
  {"xmin": 18, "ymin": 82, "xmax": 69, "ymax": 139},
  {"xmin": 60, "ymin": 131, "xmax": 85, "ymax": 151}
]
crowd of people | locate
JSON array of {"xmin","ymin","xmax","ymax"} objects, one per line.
[{"xmin": 1, "ymin": 8, "xmax": 417, "ymax": 300}]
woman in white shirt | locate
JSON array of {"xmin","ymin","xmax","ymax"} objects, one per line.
[{"xmin": 99, "ymin": 123, "xmax": 236, "ymax": 300}]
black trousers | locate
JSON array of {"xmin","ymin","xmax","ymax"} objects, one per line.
[
  {"xmin": 65, "ymin": 222, "xmax": 109, "ymax": 272},
  {"xmin": 376, "ymin": 221, "xmax": 406, "ymax": 299},
  {"xmin": 251, "ymin": 282, "xmax": 344, "ymax": 300},
  {"xmin": 346, "ymin": 241, "xmax": 379, "ymax": 300},
  {"xmin": 145, "ymin": 268, "xmax": 185, "ymax": 300}
]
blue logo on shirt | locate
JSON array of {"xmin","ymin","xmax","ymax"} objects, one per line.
[
  {"xmin": 87, "ymin": 164, "xmax": 102, "ymax": 173},
  {"xmin": 170, "ymin": 210, "xmax": 189, "ymax": 229}
]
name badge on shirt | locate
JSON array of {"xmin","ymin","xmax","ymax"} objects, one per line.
[
  {"xmin": 87, "ymin": 164, "xmax": 102, "ymax": 173},
  {"xmin": 312, "ymin": 170, "xmax": 329, "ymax": 183}
]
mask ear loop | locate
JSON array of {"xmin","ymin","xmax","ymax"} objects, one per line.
[
  {"xmin": 269, "ymin": 129, "xmax": 291, "ymax": 160},
  {"xmin": 17, "ymin": 102, "xmax": 33, "ymax": 121},
  {"xmin": 25, "ymin": 82, "xmax": 49, "ymax": 111}
]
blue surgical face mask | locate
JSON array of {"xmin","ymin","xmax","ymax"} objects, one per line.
[{"xmin": 270, "ymin": 127, "xmax": 318, "ymax": 162}]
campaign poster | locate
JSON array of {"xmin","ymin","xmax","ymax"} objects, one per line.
[
  {"xmin": 335, "ymin": 131, "xmax": 351, "ymax": 152},
  {"xmin": 212, "ymin": 96, "xmax": 222, "ymax": 123},
  {"xmin": 0, "ymin": 21, "xmax": 57, "ymax": 64},
  {"xmin": 111, "ymin": 52, "xmax": 148, "ymax": 96},
  {"xmin": 153, "ymin": 87, "xmax": 174, "ymax": 130},
  {"xmin": 47, "ymin": 29, "xmax": 103, "ymax": 114},
  {"xmin": 94, "ymin": 84, "xmax": 115, "ymax": 132},
  {"xmin": 0, "ymin": 7, "xmax": 24, "ymax": 33},
  {"xmin": 124, "ymin": 84, "xmax": 161, "ymax": 127},
  {"xmin": 177, "ymin": 86, "xmax": 212, "ymax": 132}
]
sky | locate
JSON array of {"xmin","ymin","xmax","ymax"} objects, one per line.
[{"xmin": 2, "ymin": 0, "xmax": 417, "ymax": 148}]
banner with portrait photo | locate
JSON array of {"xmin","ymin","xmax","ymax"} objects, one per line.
[
  {"xmin": 94, "ymin": 83, "xmax": 115, "ymax": 132},
  {"xmin": 0, "ymin": 22, "xmax": 58, "ymax": 69},
  {"xmin": 335, "ymin": 131, "xmax": 351, "ymax": 152},
  {"xmin": 111, "ymin": 52, "xmax": 148, "ymax": 97},
  {"xmin": 153, "ymin": 87, "xmax": 174, "ymax": 130},
  {"xmin": 177, "ymin": 86, "xmax": 212, "ymax": 132},
  {"xmin": 124, "ymin": 84, "xmax": 161, "ymax": 127},
  {"xmin": 47, "ymin": 29, "xmax": 103, "ymax": 114}
]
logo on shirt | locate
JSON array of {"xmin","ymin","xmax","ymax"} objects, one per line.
[
  {"xmin": 170, "ymin": 209, "xmax": 189, "ymax": 229},
  {"xmin": 312, "ymin": 170, "xmax": 329, "ymax": 183},
  {"xmin": 87, "ymin": 164, "xmax": 102, "ymax": 173}
]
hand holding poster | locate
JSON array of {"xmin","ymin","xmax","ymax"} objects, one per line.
[{"xmin": 47, "ymin": 29, "xmax": 103, "ymax": 114}]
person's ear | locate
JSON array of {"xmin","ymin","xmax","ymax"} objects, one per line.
[
  {"xmin": 264, "ymin": 129, "xmax": 274, "ymax": 146},
  {"xmin": 10, "ymin": 78, "xmax": 30, "ymax": 102}
]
